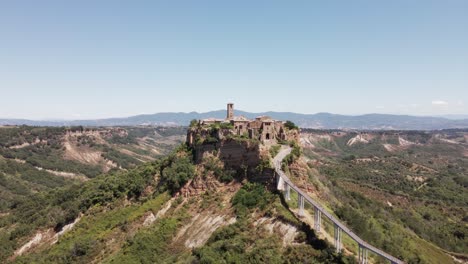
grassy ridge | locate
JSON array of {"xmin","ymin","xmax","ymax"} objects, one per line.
[
  {"xmin": 15, "ymin": 193, "xmax": 171, "ymax": 263},
  {"xmin": 8, "ymin": 151, "xmax": 355, "ymax": 263},
  {"xmin": 0, "ymin": 145, "xmax": 194, "ymax": 262},
  {"xmin": 194, "ymin": 183, "xmax": 353, "ymax": 264},
  {"xmin": 300, "ymin": 130, "xmax": 467, "ymax": 263}
]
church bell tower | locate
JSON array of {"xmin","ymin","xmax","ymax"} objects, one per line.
[{"xmin": 227, "ymin": 103, "xmax": 234, "ymax": 119}]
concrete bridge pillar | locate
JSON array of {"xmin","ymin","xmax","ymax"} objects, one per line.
[
  {"xmin": 358, "ymin": 245, "xmax": 368, "ymax": 264},
  {"xmin": 298, "ymin": 194, "xmax": 304, "ymax": 217},
  {"xmin": 314, "ymin": 207, "xmax": 321, "ymax": 233},
  {"xmin": 276, "ymin": 173, "xmax": 285, "ymax": 191},
  {"xmin": 285, "ymin": 184, "xmax": 291, "ymax": 201},
  {"xmin": 334, "ymin": 224, "xmax": 342, "ymax": 253}
]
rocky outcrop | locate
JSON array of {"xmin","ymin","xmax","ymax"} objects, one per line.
[{"xmin": 193, "ymin": 139, "xmax": 261, "ymax": 170}]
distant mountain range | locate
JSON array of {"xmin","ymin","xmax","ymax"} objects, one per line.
[{"xmin": 1, "ymin": 110, "xmax": 468, "ymax": 130}]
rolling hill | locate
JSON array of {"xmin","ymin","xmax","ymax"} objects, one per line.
[
  {"xmin": 2, "ymin": 110, "xmax": 468, "ymax": 130},
  {"xmin": 0, "ymin": 126, "xmax": 466, "ymax": 263}
]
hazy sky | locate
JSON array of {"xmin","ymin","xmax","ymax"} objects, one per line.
[{"xmin": 1, "ymin": 1, "xmax": 467, "ymax": 120}]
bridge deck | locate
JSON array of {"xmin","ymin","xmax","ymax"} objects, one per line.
[{"xmin": 273, "ymin": 147, "xmax": 403, "ymax": 264}]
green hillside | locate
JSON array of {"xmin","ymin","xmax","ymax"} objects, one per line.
[
  {"xmin": 0, "ymin": 126, "xmax": 185, "ymax": 211},
  {"xmin": 2, "ymin": 146, "xmax": 350, "ymax": 264},
  {"xmin": 0, "ymin": 127, "xmax": 466, "ymax": 263},
  {"xmin": 299, "ymin": 129, "xmax": 468, "ymax": 263}
]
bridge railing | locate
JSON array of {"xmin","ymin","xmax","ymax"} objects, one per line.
[{"xmin": 274, "ymin": 157, "xmax": 403, "ymax": 264}]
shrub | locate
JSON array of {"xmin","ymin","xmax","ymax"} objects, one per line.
[
  {"xmin": 231, "ymin": 183, "xmax": 273, "ymax": 216},
  {"xmin": 219, "ymin": 122, "xmax": 234, "ymax": 129},
  {"xmin": 284, "ymin": 120, "xmax": 299, "ymax": 130},
  {"xmin": 269, "ymin": 145, "xmax": 281, "ymax": 158},
  {"xmin": 190, "ymin": 119, "xmax": 199, "ymax": 128},
  {"xmin": 159, "ymin": 147, "xmax": 195, "ymax": 194}
]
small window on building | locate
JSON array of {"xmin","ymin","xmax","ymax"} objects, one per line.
[{"xmin": 266, "ymin": 133, "xmax": 270, "ymax": 140}]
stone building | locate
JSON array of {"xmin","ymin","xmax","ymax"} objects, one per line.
[
  {"xmin": 186, "ymin": 103, "xmax": 299, "ymax": 182},
  {"xmin": 195, "ymin": 103, "xmax": 291, "ymax": 144}
]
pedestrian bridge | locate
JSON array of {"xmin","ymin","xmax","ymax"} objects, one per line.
[{"xmin": 273, "ymin": 147, "xmax": 403, "ymax": 264}]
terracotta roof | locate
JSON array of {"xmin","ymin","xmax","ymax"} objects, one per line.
[
  {"xmin": 202, "ymin": 118, "xmax": 224, "ymax": 122},
  {"xmin": 255, "ymin": 115, "xmax": 273, "ymax": 120},
  {"xmin": 230, "ymin": 116, "xmax": 250, "ymax": 122}
]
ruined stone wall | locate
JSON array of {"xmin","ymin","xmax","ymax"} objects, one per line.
[
  {"xmin": 186, "ymin": 120, "xmax": 301, "ymax": 184},
  {"xmin": 193, "ymin": 139, "xmax": 260, "ymax": 169},
  {"xmin": 249, "ymin": 120, "xmax": 262, "ymax": 130},
  {"xmin": 232, "ymin": 121, "xmax": 249, "ymax": 136},
  {"xmin": 191, "ymin": 138, "xmax": 279, "ymax": 185},
  {"xmin": 218, "ymin": 140, "xmax": 260, "ymax": 168}
]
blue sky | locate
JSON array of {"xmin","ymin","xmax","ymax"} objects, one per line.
[{"xmin": 0, "ymin": 1, "xmax": 467, "ymax": 119}]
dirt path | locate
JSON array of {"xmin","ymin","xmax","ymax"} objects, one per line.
[
  {"xmin": 35, "ymin": 167, "xmax": 89, "ymax": 181},
  {"xmin": 9, "ymin": 158, "xmax": 88, "ymax": 181}
]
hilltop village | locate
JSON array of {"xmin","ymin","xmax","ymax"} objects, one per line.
[
  {"xmin": 187, "ymin": 103, "xmax": 298, "ymax": 146},
  {"xmin": 186, "ymin": 103, "xmax": 300, "ymax": 180}
]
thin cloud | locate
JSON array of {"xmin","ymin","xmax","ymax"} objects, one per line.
[{"xmin": 432, "ymin": 100, "xmax": 449, "ymax": 106}]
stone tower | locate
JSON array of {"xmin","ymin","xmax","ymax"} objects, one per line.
[{"xmin": 227, "ymin": 103, "xmax": 234, "ymax": 119}]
